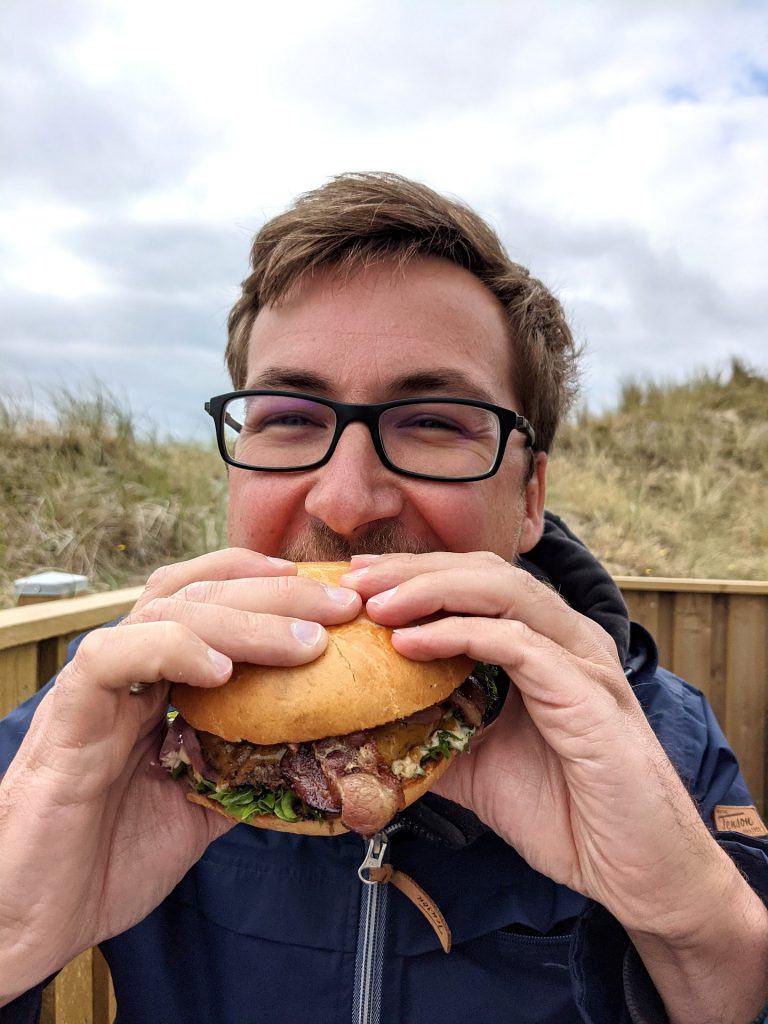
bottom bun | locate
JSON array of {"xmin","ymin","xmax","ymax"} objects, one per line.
[{"xmin": 186, "ymin": 750, "xmax": 457, "ymax": 836}]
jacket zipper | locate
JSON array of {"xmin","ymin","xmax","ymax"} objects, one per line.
[{"xmin": 352, "ymin": 822, "xmax": 404, "ymax": 1024}]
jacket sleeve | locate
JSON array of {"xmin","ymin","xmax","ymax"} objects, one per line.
[
  {"xmin": 572, "ymin": 665, "xmax": 768, "ymax": 1024},
  {"xmin": 0, "ymin": 983, "xmax": 48, "ymax": 1024}
]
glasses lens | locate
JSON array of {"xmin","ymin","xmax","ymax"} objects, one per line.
[
  {"xmin": 380, "ymin": 402, "xmax": 501, "ymax": 479},
  {"xmin": 222, "ymin": 395, "xmax": 336, "ymax": 468}
]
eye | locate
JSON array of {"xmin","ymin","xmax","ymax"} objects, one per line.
[
  {"xmin": 241, "ymin": 397, "xmax": 333, "ymax": 433},
  {"xmin": 405, "ymin": 415, "xmax": 462, "ymax": 432},
  {"xmin": 253, "ymin": 412, "xmax": 321, "ymax": 430}
]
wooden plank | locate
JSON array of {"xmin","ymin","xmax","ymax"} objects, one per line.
[
  {"xmin": 0, "ymin": 587, "xmax": 143, "ymax": 652},
  {"xmin": 37, "ymin": 632, "xmax": 82, "ymax": 689},
  {"xmin": 670, "ymin": 592, "xmax": 714, "ymax": 700},
  {"xmin": 725, "ymin": 596, "xmax": 767, "ymax": 813},
  {"xmin": 50, "ymin": 948, "xmax": 94, "ymax": 1024},
  {"xmin": 708, "ymin": 594, "xmax": 729, "ymax": 727},
  {"xmin": 622, "ymin": 589, "xmax": 661, "ymax": 641},
  {"xmin": 654, "ymin": 592, "xmax": 675, "ymax": 671},
  {"xmin": 0, "ymin": 643, "xmax": 38, "ymax": 719},
  {"xmin": 92, "ymin": 947, "xmax": 116, "ymax": 1024},
  {"xmin": 615, "ymin": 577, "xmax": 768, "ymax": 595}
]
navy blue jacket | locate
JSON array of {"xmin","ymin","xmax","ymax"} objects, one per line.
[{"xmin": 2, "ymin": 516, "xmax": 767, "ymax": 1023}]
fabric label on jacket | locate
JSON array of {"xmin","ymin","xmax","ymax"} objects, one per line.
[{"xmin": 713, "ymin": 804, "xmax": 768, "ymax": 837}]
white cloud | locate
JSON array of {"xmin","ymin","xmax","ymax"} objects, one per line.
[{"xmin": 1, "ymin": 0, "xmax": 766, "ymax": 434}]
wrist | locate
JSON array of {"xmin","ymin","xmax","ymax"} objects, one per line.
[{"xmin": 626, "ymin": 865, "xmax": 768, "ymax": 1024}]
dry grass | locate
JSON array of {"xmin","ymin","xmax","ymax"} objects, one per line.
[
  {"xmin": 0, "ymin": 389, "xmax": 227, "ymax": 608},
  {"xmin": 547, "ymin": 359, "xmax": 768, "ymax": 580},
  {"xmin": 1, "ymin": 363, "xmax": 765, "ymax": 609}
]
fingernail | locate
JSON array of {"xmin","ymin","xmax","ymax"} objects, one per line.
[
  {"xmin": 368, "ymin": 585, "xmax": 399, "ymax": 606},
  {"xmin": 350, "ymin": 554, "xmax": 382, "ymax": 565},
  {"xmin": 291, "ymin": 620, "xmax": 324, "ymax": 646},
  {"xmin": 207, "ymin": 648, "xmax": 233, "ymax": 674},
  {"xmin": 184, "ymin": 581, "xmax": 205, "ymax": 600},
  {"xmin": 393, "ymin": 625, "xmax": 420, "ymax": 637},
  {"xmin": 265, "ymin": 556, "xmax": 295, "ymax": 567},
  {"xmin": 323, "ymin": 585, "xmax": 358, "ymax": 606}
]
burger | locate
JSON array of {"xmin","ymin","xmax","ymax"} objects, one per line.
[{"xmin": 160, "ymin": 561, "xmax": 498, "ymax": 837}]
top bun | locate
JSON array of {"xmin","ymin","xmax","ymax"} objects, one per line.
[{"xmin": 171, "ymin": 561, "xmax": 473, "ymax": 745}]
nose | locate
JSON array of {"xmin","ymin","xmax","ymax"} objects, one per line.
[{"xmin": 303, "ymin": 422, "xmax": 404, "ymax": 537}]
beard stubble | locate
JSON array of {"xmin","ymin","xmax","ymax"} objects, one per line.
[{"xmin": 280, "ymin": 520, "xmax": 436, "ymax": 562}]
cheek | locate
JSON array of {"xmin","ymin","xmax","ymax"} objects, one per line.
[
  {"xmin": 436, "ymin": 480, "xmax": 526, "ymax": 559},
  {"xmin": 417, "ymin": 485, "xmax": 518, "ymax": 557},
  {"xmin": 226, "ymin": 473, "xmax": 306, "ymax": 551},
  {"xmin": 226, "ymin": 477, "xmax": 255, "ymax": 547}
]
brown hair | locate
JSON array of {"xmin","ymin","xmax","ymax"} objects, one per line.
[{"xmin": 226, "ymin": 172, "xmax": 578, "ymax": 452}]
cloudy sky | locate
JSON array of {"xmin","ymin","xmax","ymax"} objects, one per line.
[{"xmin": 2, "ymin": 0, "xmax": 766, "ymax": 438}]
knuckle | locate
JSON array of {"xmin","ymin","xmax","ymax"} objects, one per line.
[
  {"xmin": 475, "ymin": 550, "xmax": 508, "ymax": 567},
  {"xmin": 179, "ymin": 579, "xmax": 216, "ymax": 604},
  {"xmin": 271, "ymin": 573, "xmax": 301, "ymax": 598},
  {"xmin": 511, "ymin": 619, "xmax": 539, "ymax": 648},
  {"xmin": 129, "ymin": 597, "xmax": 174, "ymax": 624},
  {"xmin": 70, "ymin": 627, "xmax": 106, "ymax": 673},
  {"xmin": 143, "ymin": 563, "xmax": 175, "ymax": 597},
  {"xmin": 158, "ymin": 619, "xmax": 195, "ymax": 649},
  {"xmin": 517, "ymin": 568, "xmax": 545, "ymax": 597}
]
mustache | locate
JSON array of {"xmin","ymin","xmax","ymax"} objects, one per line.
[{"xmin": 281, "ymin": 520, "xmax": 434, "ymax": 562}]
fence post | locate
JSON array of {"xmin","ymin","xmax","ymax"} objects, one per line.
[{"xmin": 14, "ymin": 571, "xmax": 90, "ymax": 607}]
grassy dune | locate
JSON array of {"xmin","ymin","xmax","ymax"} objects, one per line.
[
  {"xmin": 1, "ymin": 362, "xmax": 765, "ymax": 607},
  {"xmin": 0, "ymin": 391, "xmax": 227, "ymax": 608},
  {"xmin": 547, "ymin": 360, "xmax": 767, "ymax": 580}
]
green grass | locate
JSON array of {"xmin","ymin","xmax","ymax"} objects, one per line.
[{"xmin": 1, "ymin": 361, "xmax": 766, "ymax": 608}]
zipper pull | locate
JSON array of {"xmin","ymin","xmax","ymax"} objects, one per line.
[
  {"xmin": 358, "ymin": 831, "xmax": 389, "ymax": 884},
  {"xmin": 356, "ymin": 829, "xmax": 452, "ymax": 953}
]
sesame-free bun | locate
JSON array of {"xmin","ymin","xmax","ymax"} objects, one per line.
[
  {"xmin": 185, "ymin": 746, "xmax": 456, "ymax": 835},
  {"xmin": 171, "ymin": 561, "xmax": 473, "ymax": 745}
]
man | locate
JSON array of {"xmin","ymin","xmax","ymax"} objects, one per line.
[{"xmin": 1, "ymin": 173, "xmax": 766, "ymax": 1024}]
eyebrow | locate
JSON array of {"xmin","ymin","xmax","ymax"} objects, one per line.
[
  {"xmin": 247, "ymin": 366, "xmax": 497, "ymax": 404},
  {"xmin": 384, "ymin": 370, "xmax": 497, "ymax": 404},
  {"xmin": 246, "ymin": 368, "xmax": 334, "ymax": 393}
]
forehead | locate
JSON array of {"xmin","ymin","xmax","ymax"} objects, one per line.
[{"xmin": 245, "ymin": 258, "xmax": 516, "ymax": 405}]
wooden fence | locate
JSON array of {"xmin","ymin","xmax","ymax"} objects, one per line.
[
  {"xmin": 1, "ymin": 577, "xmax": 767, "ymax": 1024},
  {"xmin": 616, "ymin": 577, "xmax": 767, "ymax": 815}
]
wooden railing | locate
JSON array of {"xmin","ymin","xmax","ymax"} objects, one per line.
[
  {"xmin": 616, "ymin": 577, "xmax": 767, "ymax": 815},
  {"xmin": 1, "ymin": 577, "xmax": 767, "ymax": 1024},
  {"xmin": 0, "ymin": 588, "xmax": 141, "ymax": 1024}
]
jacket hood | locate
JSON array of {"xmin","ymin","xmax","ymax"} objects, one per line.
[{"xmin": 518, "ymin": 510, "xmax": 630, "ymax": 666}]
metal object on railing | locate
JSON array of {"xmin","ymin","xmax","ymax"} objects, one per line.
[{"xmin": 14, "ymin": 571, "xmax": 90, "ymax": 606}]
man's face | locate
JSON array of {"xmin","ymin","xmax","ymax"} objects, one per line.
[{"xmin": 227, "ymin": 257, "xmax": 545, "ymax": 562}]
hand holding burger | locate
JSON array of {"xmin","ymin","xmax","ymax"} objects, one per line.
[{"xmin": 164, "ymin": 562, "xmax": 495, "ymax": 836}]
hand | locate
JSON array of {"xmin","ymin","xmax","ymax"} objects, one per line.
[
  {"xmin": 0, "ymin": 548, "xmax": 361, "ymax": 1003},
  {"xmin": 342, "ymin": 551, "xmax": 730, "ymax": 933}
]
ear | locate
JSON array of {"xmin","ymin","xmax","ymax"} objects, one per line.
[{"xmin": 517, "ymin": 452, "xmax": 547, "ymax": 554}]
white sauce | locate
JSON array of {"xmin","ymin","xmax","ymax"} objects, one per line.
[{"xmin": 391, "ymin": 720, "xmax": 475, "ymax": 780}]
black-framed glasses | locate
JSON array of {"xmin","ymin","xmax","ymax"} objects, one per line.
[{"xmin": 205, "ymin": 390, "xmax": 536, "ymax": 482}]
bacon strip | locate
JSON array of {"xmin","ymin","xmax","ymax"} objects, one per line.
[
  {"xmin": 280, "ymin": 744, "xmax": 341, "ymax": 813},
  {"xmin": 313, "ymin": 737, "xmax": 405, "ymax": 836}
]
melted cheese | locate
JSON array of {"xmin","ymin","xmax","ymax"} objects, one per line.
[
  {"xmin": 369, "ymin": 719, "xmax": 436, "ymax": 763},
  {"xmin": 390, "ymin": 718, "xmax": 475, "ymax": 780}
]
